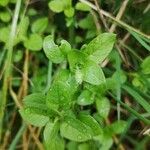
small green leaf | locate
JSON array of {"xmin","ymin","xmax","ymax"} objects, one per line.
[
  {"xmin": 59, "ymin": 40, "xmax": 72, "ymax": 55},
  {"xmin": 31, "ymin": 17, "xmax": 48, "ymax": 33},
  {"xmin": 18, "ymin": 16, "xmax": 29, "ymax": 41},
  {"xmin": 44, "ymin": 120, "xmax": 64, "ymax": 150},
  {"xmin": 13, "ymin": 50, "xmax": 23, "ymax": 62},
  {"xmin": 46, "ymin": 81, "xmax": 73, "ymax": 111},
  {"xmin": 78, "ymin": 143, "xmax": 90, "ymax": 150},
  {"xmin": 83, "ymin": 33, "xmax": 116, "ymax": 64},
  {"xmin": 105, "ymin": 120, "xmax": 127, "ymax": 135},
  {"xmin": 78, "ymin": 114, "xmax": 102, "ymax": 136},
  {"xmin": 60, "ymin": 116, "xmax": 92, "ymax": 142},
  {"xmin": 0, "ymin": 11, "xmax": 11, "ymax": 22},
  {"xmin": 96, "ymin": 97, "xmax": 110, "ymax": 119},
  {"xmin": 67, "ymin": 141, "xmax": 78, "ymax": 150},
  {"xmin": 48, "ymin": 0, "xmax": 64, "ymax": 13},
  {"xmin": 24, "ymin": 34, "xmax": 43, "ymax": 51},
  {"xmin": 67, "ymin": 50, "xmax": 87, "ymax": 72},
  {"xmin": 43, "ymin": 35, "xmax": 65, "ymax": 63},
  {"xmin": 23, "ymin": 93, "xmax": 46, "ymax": 108},
  {"xmin": 75, "ymin": 2, "xmax": 91, "ymax": 11},
  {"xmin": 82, "ymin": 60, "xmax": 105, "ymax": 85},
  {"xmin": 19, "ymin": 108, "xmax": 49, "ymax": 127},
  {"xmin": 0, "ymin": 0, "xmax": 9, "ymax": 6},
  {"xmin": 0, "ymin": 27, "xmax": 10, "ymax": 43},
  {"xmin": 77, "ymin": 90, "xmax": 94, "ymax": 106},
  {"xmin": 64, "ymin": 7, "xmax": 74, "ymax": 18},
  {"xmin": 78, "ymin": 14, "xmax": 95, "ymax": 30}
]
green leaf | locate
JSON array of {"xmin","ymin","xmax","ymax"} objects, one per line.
[
  {"xmin": 77, "ymin": 90, "xmax": 94, "ymax": 106},
  {"xmin": 24, "ymin": 34, "xmax": 43, "ymax": 51},
  {"xmin": 18, "ymin": 16, "xmax": 29, "ymax": 41},
  {"xmin": 13, "ymin": 50, "xmax": 23, "ymax": 62},
  {"xmin": 141, "ymin": 56, "xmax": 150, "ymax": 74},
  {"xmin": 0, "ymin": 11, "xmax": 11, "ymax": 22},
  {"xmin": 19, "ymin": 108, "xmax": 49, "ymax": 127},
  {"xmin": 67, "ymin": 142, "xmax": 78, "ymax": 150},
  {"xmin": 59, "ymin": 40, "xmax": 72, "ymax": 55},
  {"xmin": 23, "ymin": 93, "xmax": 46, "ymax": 109},
  {"xmin": 31, "ymin": 17, "xmax": 48, "ymax": 33},
  {"xmin": 83, "ymin": 33, "xmax": 116, "ymax": 64},
  {"xmin": 64, "ymin": 7, "xmax": 74, "ymax": 18},
  {"xmin": 43, "ymin": 35, "xmax": 65, "ymax": 63},
  {"xmin": 75, "ymin": 2, "xmax": 91, "ymax": 11},
  {"xmin": 78, "ymin": 143, "xmax": 90, "ymax": 150},
  {"xmin": 44, "ymin": 120, "xmax": 64, "ymax": 150},
  {"xmin": 60, "ymin": 116, "xmax": 92, "ymax": 142},
  {"xmin": 0, "ymin": 27, "xmax": 10, "ymax": 43},
  {"xmin": 46, "ymin": 81, "xmax": 73, "ymax": 111},
  {"xmin": 105, "ymin": 120, "xmax": 127, "ymax": 135},
  {"xmin": 0, "ymin": 0, "xmax": 9, "ymax": 6},
  {"xmin": 78, "ymin": 14, "xmax": 95, "ymax": 30},
  {"xmin": 48, "ymin": 0, "xmax": 64, "ymax": 13},
  {"xmin": 82, "ymin": 60, "xmax": 105, "ymax": 85},
  {"xmin": 96, "ymin": 97, "xmax": 110, "ymax": 119},
  {"xmin": 78, "ymin": 114, "xmax": 102, "ymax": 136},
  {"xmin": 67, "ymin": 50, "xmax": 87, "ymax": 72}
]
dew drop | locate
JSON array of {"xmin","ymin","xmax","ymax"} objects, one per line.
[
  {"xmin": 25, "ymin": 108, "xmax": 30, "ymax": 113},
  {"xmin": 77, "ymin": 135, "xmax": 82, "ymax": 140}
]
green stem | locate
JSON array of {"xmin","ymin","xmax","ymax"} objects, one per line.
[
  {"xmin": 8, "ymin": 123, "xmax": 26, "ymax": 150},
  {"xmin": 44, "ymin": 61, "xmax": 52, "ymax": 93},
  {"xmin": 0, "ymin": 0, "xmax": 22, "ymax": 141}
]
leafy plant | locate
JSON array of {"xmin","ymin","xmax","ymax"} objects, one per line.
[
  {"xmin": 19, "ymin": 33, "xmax": 128, "ymax": 149},
  {"xmin": 0, "ymin": 0, "xmax": 150, "ymax": 149}
]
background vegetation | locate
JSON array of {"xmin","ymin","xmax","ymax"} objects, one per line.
[{"xmin": 0, "ymin": 0, "xmax": 150, "ymax": 149}]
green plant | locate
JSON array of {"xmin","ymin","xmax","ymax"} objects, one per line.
[
  {"xmin": 0, "ymin": 0, "xmax": 150, "ymax": 149},
  {"xmin": 19, "ymin": 33, "xmax": 128, "ymax": 149}
]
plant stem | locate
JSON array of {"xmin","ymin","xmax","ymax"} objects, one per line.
[
  {"xmin": 44, "ymin": 61, "xmax": 52, "ymax": 93},
  {"xmin": 0, "ymin": 0, "xmax": 22, "ymax": 141},
  {"xmin": 8, "ymin": 123, "xmax": 26, "ymax": 150},
  {"xmin": 79, "ymin": 0, "xmax": 150, "ymax": 40}
]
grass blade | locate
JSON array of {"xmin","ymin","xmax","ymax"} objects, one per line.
[{"xmin": 123, "ymin": 85, "xmax": 150, "ymax": 113}]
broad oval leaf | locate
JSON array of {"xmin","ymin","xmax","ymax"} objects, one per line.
[
  {"xmin": 64, "ymin": 7, "xmax": 74, "ymax": 18},
  {"xmin": 105, "ymin": 120, "xmax": 127, "ymax": 136},
  {"xmin": 44, "ymin": 121, "xmax": 64, "ymax": 150},
  {"xmin": 18, "ymin": 16, "xmax": 29, "ymax": 41},
  {"xmin": 23, "ymin": 93, "xmax": 46, "ymax": 109},
  {"xmin": 67, "ymin": 50, "xmax": 87, "ymax": 72},
  {"xmin": 82, "ymin": 60, "xmax": 105, "ymax": 85},
  {"xmin": 83, "ymin": 33, "xmax": 116, "ymax": 64},
  {"xmin": 75, "ymin": 2, "xmax": 91, "ymax": 11},
  {"xmin": 77, "ymin": 90, "xmax": 94, "ymax": 106},
  {"xmin": 60, "ymin": 116, "xmax": 93, "ymax": 142},
  {"xmin": 24, "ymin": 34, "xmax": 43, "ymax": 51},
  {"xmin": 78, "ymin": 114, "xmax": 103, "ymax": 136},
  {"xmin": 0, "ymin": 11, "xmax": 11, "ymax": 22},
  {"xmin": 59, "ymin": 40, "xmax": 72, "ymax": 55},
  {"xmin": 43, "ymin": 35, "xmax": 65, "ymax": 63},
  {"xmin": 0, "ymin": 0, "xmax": 9, "ymax": 6},
  {"xmin": 48, "ymin": 0, "xmax": 64, "ymax": 13},
  {"xmin": 96, "ymin": 97, "xmax": 110, "ymax": 119},
  {"xmin": 31, "ymin": 17, "xmax": 48, "ymax": 33},
  {"xmin": 19, "ymin": 108, "xmax": 49, "ymax": 127}
]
